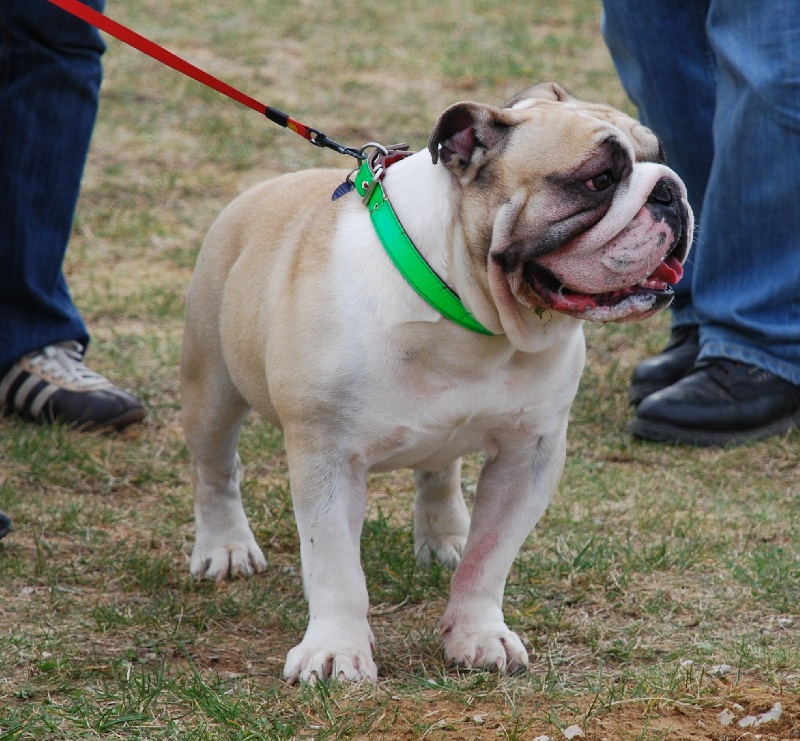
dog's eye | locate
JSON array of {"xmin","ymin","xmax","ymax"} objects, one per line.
[{"xmin": 585, "ymin": 171, "xmax": 614, "ymax": 191}]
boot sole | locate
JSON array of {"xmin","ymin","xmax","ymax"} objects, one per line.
[{"xmin": 629, "ymin": 413, "xmax": 800, "ymax": 447}]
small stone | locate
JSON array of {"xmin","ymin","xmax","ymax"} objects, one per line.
[
  {"xmin": 739, "ymin": 702, "xmax": 782, "ymax": 728},
  {"xmin": 709, "ymin": 663, "xmax": 733, "ymax": 675}
]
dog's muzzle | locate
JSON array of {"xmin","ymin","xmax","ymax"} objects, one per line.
[{"xmin": 523, "ymin": 176, "xmax": 691, "ymax": 321}]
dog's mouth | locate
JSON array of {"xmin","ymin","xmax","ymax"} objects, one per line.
[{"xmin": 523, "ymin": 253, "xmax": 684, "ymax": 319}]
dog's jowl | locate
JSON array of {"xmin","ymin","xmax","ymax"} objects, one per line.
[{"xmin": 181, "ymin": 82, "xmax": 693, "ymax": 683}]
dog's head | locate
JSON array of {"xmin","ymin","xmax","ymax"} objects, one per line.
[{"xmin": 428, "ymin": 82, "xmax": 693, "ymax": 341}]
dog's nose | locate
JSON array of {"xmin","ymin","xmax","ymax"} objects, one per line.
[{"xmin": 647, "ymin": 178, "xmax": 678, "ymax": 206}]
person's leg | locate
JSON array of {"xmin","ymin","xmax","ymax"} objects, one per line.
[
  {"xmin": 694, "ymin": 0, "xmax": 800, "ymax": 383},
  {"xmin": 0, "ymin": 0, "xmax": 105, "ymax": 377},
  {"xmin": 0, "ymin": 0, "xmax": 144, "ymax": 431},
  {"xmin": 630, "ymin": 0, "xmax": 800, "ymax": 444},
  {"xmin": 602, "ymin": 0, "xmax": 714, "ymax": 324},
  {"xmin": 601, "ymin": 0, "xmax": 713, "ymax": 404}
]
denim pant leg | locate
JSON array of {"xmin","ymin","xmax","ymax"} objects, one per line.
[
  {"xmin": 696, "ymin": 0, "xmax": 800, "ymax": 384},
  {"xmin": 601, "ymin": 0, "xmax": 715, "ymax": 327},
  {"xmin": 0, "ymin": 0, "xmax": 106, "ymax": 378}
]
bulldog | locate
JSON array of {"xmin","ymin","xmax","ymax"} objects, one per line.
[{"xmin": 181, "ymin": 82, "xmax": 692, "ymax": 684}]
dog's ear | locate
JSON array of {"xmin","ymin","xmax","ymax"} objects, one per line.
[
  {"xmin": 505, "ymin": 82, "xmax": 574, "ymax": 108},
  {"xmin": 428, "ymin": 101, "xmax": 510, "ymax": 170}
]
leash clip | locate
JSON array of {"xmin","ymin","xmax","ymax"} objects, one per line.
[{"xmin": 307, "ymin": 127, "xmax": 365, "ymax": 160}]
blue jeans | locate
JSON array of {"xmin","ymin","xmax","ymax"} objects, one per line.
[
  {"xmin": 602, "ymin": 0, "xmax": 800, "ymax": 385},
  {"xmin": 0, "ymin": 0, "xmax": 106, "ymax": 378}
]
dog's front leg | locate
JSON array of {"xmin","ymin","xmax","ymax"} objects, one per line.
[
  {"xmin": 440, "ymin": 430, "xmax": 567, "ymax": 674},
  {"xmin": 282, "ymin": 443, "xmax": 377, "ymax": 684}
]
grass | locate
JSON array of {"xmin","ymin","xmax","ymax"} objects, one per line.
[{"xmin": 1, "ymin": 0, "xmax": 799, "ymax": 738}]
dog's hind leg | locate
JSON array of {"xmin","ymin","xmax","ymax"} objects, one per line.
[
  {"xmin": 181, "ymin": 299, "xmax": 266, "ymax": 582},
  {"xmin": 413, "ymin": 459, "xmax": 471, "ymax": 568}
]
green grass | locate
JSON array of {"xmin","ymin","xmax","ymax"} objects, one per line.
[{"xmin": 1, "ymin": 0, "xmax": 799, "ymax": 738}]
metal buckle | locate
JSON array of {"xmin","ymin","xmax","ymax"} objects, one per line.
[
  {"xmin": 345, "ymin": 142, "xmax": 414, "ymax": 205},
  {"xmin": 360, "ymin": 167, "xmax": 383, "ymax": 206}
]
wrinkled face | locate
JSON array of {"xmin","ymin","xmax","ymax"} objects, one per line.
[{"xmin": 429, "ymin": 83, "xmax": 693, "ymax": 326}]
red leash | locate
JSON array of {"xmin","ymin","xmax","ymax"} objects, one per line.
[{"xmin": 47, "ymin": 0, "xmax": 363, "ymax": 159}]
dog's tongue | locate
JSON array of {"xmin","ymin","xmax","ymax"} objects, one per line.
[{"xmin": 649, "ymin": 255, "xmax": 684, "ymax": 285}]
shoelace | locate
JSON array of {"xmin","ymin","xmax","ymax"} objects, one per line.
[{"xmin": 28, "ymin": 342, "xmax": 110, "ymax": 390}]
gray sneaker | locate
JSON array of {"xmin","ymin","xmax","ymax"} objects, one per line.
[{"xmin": 0, "ymin": 341, "xmax": 144, "ymax": 432}]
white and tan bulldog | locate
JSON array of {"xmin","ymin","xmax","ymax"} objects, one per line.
[{"xmin": 181, "ymin": 83, "xmax": 692, "ymax": 684}]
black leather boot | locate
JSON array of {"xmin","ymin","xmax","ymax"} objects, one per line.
[
  {"xmin": 0, "ymin": 510, "xmax": 11, "ymax": 540},
  {"xmin": 628, "ymin": 325, "xmax": 699, "ymax": 405},
  {"xmin": 630, "ymin": 358, "xmax": 800, "ymax": 446}
]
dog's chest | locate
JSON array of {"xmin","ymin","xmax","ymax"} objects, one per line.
[{"xmin": 358, "ymin": 342, "xmax": 579, "ymax": 472}]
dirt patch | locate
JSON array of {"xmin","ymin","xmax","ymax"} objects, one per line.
[{"xmin": 370, "ymin": 677, "xmax": 800, "ymax": 740}]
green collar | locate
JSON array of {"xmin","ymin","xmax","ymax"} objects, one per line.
[{"xmin": 353, "ymin": 159, "xmax": 495, "ymax": 336}]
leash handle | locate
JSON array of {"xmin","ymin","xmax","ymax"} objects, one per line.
[{"xmin": 46, "ymin": 0, "xmax": 363, "ymax": 159}]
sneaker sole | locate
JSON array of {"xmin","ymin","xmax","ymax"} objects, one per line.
[
  {"xmin": 74, "ymin": 405, "xmax": 146, "ymax": 433},
  {"xmin": 629, "ymin": 413, "xmax": 800, "ymax": 447},
  {"xmin": 2, "ymin": 402, "xmax": 145, "ymax": 433}
]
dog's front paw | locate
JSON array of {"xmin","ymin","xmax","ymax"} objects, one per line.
[
  {"xmin": 441, "ymin": 612, "xmax": 529, "ymax": 675},
  {"xmin": 283, "ymin": 625, "xmax": 378, "ymax": 684},
  {"xmin": 190, "ymin": 530, "xmax": 267, "ymax": 582}
]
